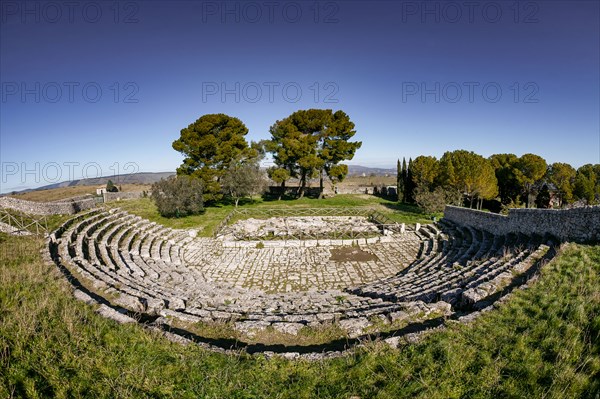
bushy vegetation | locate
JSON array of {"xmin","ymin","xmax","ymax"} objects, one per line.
[
  {"xmin": 398, "ymin": 151, "xmax": 600, "ymax": 210},
  {"xmin": 221, "ymin": 159, "xmax": 268, "ymax": 207},
  {"xmin": 150, "ymin": 176, "xmax": 204, "ymax": 218},
  {"xmin": 1, "ymin": 232, "xmax": 599, "ymax": 398},
  {"xmin": 413, "ymin": 186, "xmax": 451, "ymax": 214},
  {"xmin": 105, "ymin": 180, "xmax": 119, "ymax": 193}
]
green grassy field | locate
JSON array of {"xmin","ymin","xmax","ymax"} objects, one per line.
[
  {"xmin": 1, "ymin": 229, "xmax": 599, "ymax": 398},
  {"xmin": 109, "ymin": 195, "xmax": 436, "ymax": 236}
]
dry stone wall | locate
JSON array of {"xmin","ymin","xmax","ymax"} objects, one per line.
[
  {"xmin": 444, "ymin": 205, "xmax": 600, "ymax": 243},
  {"xmin": 0, "ymin": 196, "xmax": 97, "ymax": 215}
]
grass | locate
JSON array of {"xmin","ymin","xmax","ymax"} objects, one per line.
[
  {"xmin": 172, "ymin": 319, "xmax": 349, "ymax": 347},
  {"xmin": 1, "ymin": 232, "xmax": 599, "ymax": 398},
  {"xmin": 108, "ymin": 198, "xmax": 233, "ymax": 235},
  {"xmin": 109, "ymin": 195, "xmax": 435, "ymax": 237}
]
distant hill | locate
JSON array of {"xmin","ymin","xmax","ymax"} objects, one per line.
[
  {"xmin": 5, "ymin": 166, "xmax": 394, "ymax": 195},
  {"xmin": 347, "ymin": 165, "xmax": 395, "ymax": 176},
  {"xmin": 7, "ymin": 172, "xmax": 175, "ymax": 195}
]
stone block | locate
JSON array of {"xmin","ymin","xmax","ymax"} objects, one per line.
[
  {"xmin": 272, "ymin": 322, "xmax": 304, "ymax": 335},
  {"xmin": 167, "ymin": 297, "xmax": 186, "ymax": 310},
  {"xmin": 388, "ymin": 311, "xmax": 409, "ymax": 323},
  {"xmin": 339, "ymin": 317, "xmax": 371, "ymax": 338},
  {"xmin": 234, "ymin": 320, "xmax": 271, "ymax": 338},
  {"xmin": 365, "ymin": 237, "xmax": 378, "ymax": 244}
]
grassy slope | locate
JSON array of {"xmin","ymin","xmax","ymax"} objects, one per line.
[
  {"xmin": 1, "ymin": 232, "xmax": 599, "ymax": 398},
  {"xmin": 9, "ymin": 184, "xmax": 151, "ymax": 202}
]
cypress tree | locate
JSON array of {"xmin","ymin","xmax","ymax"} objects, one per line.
[
  {"xmin": 397, "ymin": 159, "xmax": 404, "ymax": 202},
  {"xmin": 405, "ymin": 158, "xmax": 416, "ymax": 203},
  {"xmin": 402, "ymin": 157, "xmax": 408, "ymax": 202}
]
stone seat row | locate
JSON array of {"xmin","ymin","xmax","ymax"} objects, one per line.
[
  {"xmin": 348, "ymin": 220, "xmax": 551, "ymax": 308},
  {"xmin": 50, "ymin": 210, "xmax": 420, "ymax": 334},
  {"xmin": 48, "ymin": 209, "xmax": 554, "ymax": 343}
]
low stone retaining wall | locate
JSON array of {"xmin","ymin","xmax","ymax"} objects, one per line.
[
  {"xmin": 444, "ymin": 205, "xmax": 600, "ymax": 242},
  {"xmin": 334, "ymin": 186, "xmax": 375, "ymax": 195},
  {"xmin": 0, "ymin": 196, "xmax": 97, "ymax": 215}
]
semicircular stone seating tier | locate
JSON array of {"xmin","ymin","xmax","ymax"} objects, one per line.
[{"xmin": 45, "ymin": 208, "xmax": 557, "ymax": 350}]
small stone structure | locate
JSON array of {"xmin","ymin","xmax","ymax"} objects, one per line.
[{"xmin": 444, "ymin": 205, "xmax": 600, "ymax": 243}]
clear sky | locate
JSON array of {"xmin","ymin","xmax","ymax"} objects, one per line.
[{"xmin": 1, "ymin": 0, "xmax": 599, "ymax": 192}]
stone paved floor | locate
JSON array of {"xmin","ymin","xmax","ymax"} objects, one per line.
[{"xmin": 184, "ymin": 234, "xmax": 421, "ymax": 293}]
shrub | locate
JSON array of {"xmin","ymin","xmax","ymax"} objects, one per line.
[
  {"xmin": 151, "ymin": 176, "xmax": 204, "ymax": 218},
  {"xmin": 106, "ymin": 180, "xmax": 119, "ymax": 192},
  {"xmin": 414, "ymin": 186, "xmax": 448, "ymax": 214},
  {"xmin": 221, "ymin": 161, "xmax": 268, "ymax": 207}
]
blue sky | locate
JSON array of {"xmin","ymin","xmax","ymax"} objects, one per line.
[{"xmin": 1, "ymin": 0, "xmax": 599, "ymax": 192}]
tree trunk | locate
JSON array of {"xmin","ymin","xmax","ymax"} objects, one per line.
[
  {"xmin": 278, "ymin": 180, "xmax": 285, "ymax": 201},
  {"xmin": 298, "ymin": 171, "xmax": 306, "ymax": 199},
  {"xmin": 318, "ymin": 169, "xmax": 324, "ymax": 199},
  {"xmin": 235, "ymin": 198, "xmax": 239, "ymax": 208}
]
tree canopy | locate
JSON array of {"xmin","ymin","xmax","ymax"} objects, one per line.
[
  {"xmin": 266, "ymin": 109, "xmax": 361, "ymax": 198},
  {"xmin": 402, "ymin": 149, "xmax": 598, "ymax": 210},
  {"xmin": 437, "ymin": 150, "xmax": 498, "ymax": 209},
  {"xmin": 489, "ymin": 153, "xmax": 521, "ymax": 205},
  {"xmin": 547, "ymin": 162, "xmax": 576, "ymax": 207},
  {"xmin": 411, "ymin": 155, "xmax": 439, "ymax": 190},
  {"xmin": 515, "ymin": 153, "xmax": 547, "ymax": 207},
  {"xmin": 574, "ymin": 164, "xmax": 599, "ymax": 204},
  {"xmin": 221, "ymin": 158, "xmax": 268, "ymax": 207},
  {"xmin": 151, "ymin": 176, "xmax": 204, "ymax": 218},
  {"xmin": 172, "ymin": 114, "xmax": 256, "ymax": 202}
]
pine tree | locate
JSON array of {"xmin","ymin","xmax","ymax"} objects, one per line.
[
  {"xmin": 172, "ymin": 113, "xmax": 256, "ymax": 203},
  {"xmin": 535, "ymin": 184, "xmax": 551, "ymax": 208}
]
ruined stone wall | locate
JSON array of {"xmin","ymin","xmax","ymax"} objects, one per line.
[
  {"xmin": 444, "ymin": 205, "xmax": 600, "ymax": 242},
  {"xmin": 335, "ymin": 186, "xmax": 374, "ymax": 195},
  {"xmin": 0, "ymin": 197, "xmax": 97, "ymax": 215},
  {"xmin": 267, "ymin": 186, "xmax": 323, "ymax": 198},
  {"xmin": 103, "ymin": 191, "xmax": 144, "ymax": 201}
]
